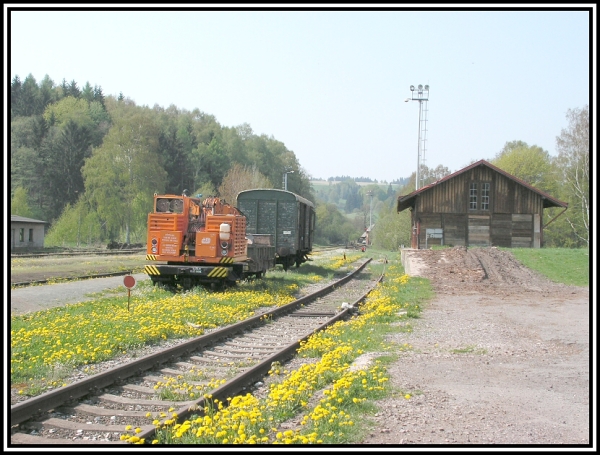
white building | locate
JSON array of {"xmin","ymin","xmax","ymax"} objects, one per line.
[{"xmin": 10, "ymin": 215, "xmax": 47, "ymax": 250}]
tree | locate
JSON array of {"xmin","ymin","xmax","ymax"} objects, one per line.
[
  {"xmin": 421, "ymin": 164, "xmax": 451, "ymax": 186},
  {"xmin": 11, "ymin": 116, "xmax": 49, "ymax": 216},
  {"xmin": 82, "ymin": 103, "xmax": 167, "ymax": 243},
  {"xmin": 10, "ymin": 187, "xmax": 34, "ymax": 218},
  {"xmin": 44, "ymin": 197, "xmax": 104, "ymax": 247},
  {"xmin": 68, "ymin": 80, "xmax": 81, "ymax": 98},
  {"xmin": 555, "ymin": 105, "xmax": 589, "ymax": 247},
  {"xmin": 20, "ymin": 74, "xmax": 41, "ymax": 116},
  {"xmin": 93, "ymin": 85, "xmax": 105, "ymax": 107},
  {"xmin": 81, "ymin": 82, "xmax": 94, "ymax": 103},
  {"xmin": 218, "ymin": 163, "xmax": 272, "ymax": 205},
  {"xmin": 11, "ymin": 75, "xmax": 22, "ymax": 119},
  {"xmin": 314, "ymin": 202, "xmax": 358, "ymax": 244},
  {"xmin": 372, "ymin": 209, "xmax": 412, "ymax": 251},
  {"xmin": 38, "ymin": 97, "xmax": 98, "ymax": 221},
  {"xmin": 491, "ymin": 141, "xmax": 557, "ymax": 193},
  {"xmin": 39, "ymin": 75, "xmax": 57, "ymax": 112},
  {"xmin": 156, "ymin": 109, "xmax": 196, "ymax": 195},
  {"xmin": 191, "ymin": 136, "xmax": 230, "ymax": 191}
]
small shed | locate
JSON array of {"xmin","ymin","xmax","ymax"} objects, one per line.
[
  {"xmin": 11, "ymin": 215, "xmax": 47, "ymax": 250},
  {"xmin": 397, "ymin": 160, "xmax": 568, "ymax": 249}
]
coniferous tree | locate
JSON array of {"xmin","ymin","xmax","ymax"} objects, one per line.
[
  {"xmin": 68, "ymin": 80, "xmax": 81, "ymax": 98},
  {"xmin": 81, "ymin": 82, "xmax": 94, "ymax": 103},
  {"xmin": 93, "ymin": 85, "xmax": 105, "ymax": 107},
  {"xmin": 11, "ymin": 75, "xmax": 22, "ymax": 119},
  {"xmin": 21, "ymin": 74, "xmax": 41, "ymax": 116},
  {"xmin": 39, "ymin": 75, "xmax": 57, "ymax": 112}
]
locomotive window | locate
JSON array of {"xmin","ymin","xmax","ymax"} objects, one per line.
[
  {"xmin": 170, "ymin": 198, "xmax": 184, "ymax": 213},
  {"xmin": 156, "ymin": 198, "xmax": 170, "ymax": 212}
]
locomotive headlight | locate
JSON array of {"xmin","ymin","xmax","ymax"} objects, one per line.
[
  {"xmin": 151, "ymin": 238, "xmax": 158, "ymax": 253},
  {"xmin": 221, "ymin": 249, "xmax": 228, "ymax": 256},
  {"xmin": 221, "ymin": 241, "xmax": 229, "ymax": 249}
]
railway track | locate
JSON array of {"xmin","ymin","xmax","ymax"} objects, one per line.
[
  {"xmin": 11, "ymin": 258, "xmax": 382, "ymax": 445},
  {"xmin": 10, "ymin": 270, "xmax": 137, "ymax": 288},
  {"xmin": 11, "ymin": 245, "xmax": 345, "ymax": 289},
  {"xmin": 11, "ymin": 249, "xmax": 145, "ymax": 259}
]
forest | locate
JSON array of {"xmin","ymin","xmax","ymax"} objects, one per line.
[{"xmin": 10, "ymin": 73, "xmax": 589, "ymax": 250}]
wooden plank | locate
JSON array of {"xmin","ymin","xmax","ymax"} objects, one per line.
[
  {"xmin": 512, "ymin": 214, "xmax": 532, "ymax": 222},
  {"xmin": 468, "ymin": 226, "xmax": 490, "ymax": 232}
]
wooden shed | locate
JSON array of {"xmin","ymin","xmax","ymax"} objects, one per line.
[{"xmin": 397, "ymin": 160, "xmax": 568, "ymax": 249}]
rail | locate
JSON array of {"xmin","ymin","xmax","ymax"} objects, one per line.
[{"xmin": 11, "ymin": 258, "xmax": 377, "ymax": 440}]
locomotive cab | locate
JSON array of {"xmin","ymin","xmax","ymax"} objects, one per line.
[{"xmin": 145, "ymin": 193, "xmax": 248, "ymax": 289}]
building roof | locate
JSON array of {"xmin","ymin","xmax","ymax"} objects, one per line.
[
  {"xmin": 11, "ymin": 215, "xmax": 47, "ymax": 224},
  {"xmin": 397, "ymin": 159, "xmax": 568, "ymax": 212}
]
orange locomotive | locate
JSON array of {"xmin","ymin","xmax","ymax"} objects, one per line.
[{"xmin": 145, "ymin": 192, "xmax": 273, "ymax": 289}]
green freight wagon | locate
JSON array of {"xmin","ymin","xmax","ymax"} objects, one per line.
[{"xmin": 236, "ymin": 189, "xmax": 316, "ymax": 270}]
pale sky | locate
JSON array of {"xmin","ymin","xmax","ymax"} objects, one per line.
[{"xmin": 6, "ymin": 5, "xmax": 594, "ymax": 183}]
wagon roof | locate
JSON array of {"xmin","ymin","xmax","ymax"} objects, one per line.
[
  {"xmin": 237, "ymin": 188, "xmax": 315, "ymax": 208},
  {"xmin": 397, "ymin": 159, "xmax": 568, "ymax": 212}
]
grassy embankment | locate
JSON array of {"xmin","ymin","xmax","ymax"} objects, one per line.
[{"xmin": 508, "ymin": 247, "xmax": 589, "ymax": 287}]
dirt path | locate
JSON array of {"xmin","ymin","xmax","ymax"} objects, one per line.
[{"xmin": 361, "ymin": 246, "xmax": 591, "ymax": 445}]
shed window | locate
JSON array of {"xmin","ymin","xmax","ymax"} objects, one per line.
[
  {"xmin": 19, "ymin": 228, "xmax": 24, "ymax": 242},
  {"xmin": 469, "ymin": 182, "xmax": 490, "ymax": 211},
  {"xmin": 481, "ymin": 183, "xmax": 490, "ymax": 210},
  {"xmin": 29, "ymin": 229, "xmax": 34, "ymax": 242},
  {"xmin": 469, "ymin": 183, "xmax": 478, "ymax": 210}
]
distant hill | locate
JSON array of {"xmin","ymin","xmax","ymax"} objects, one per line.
[
  {"xmin": 310, "ymin": 177, "xmax": 410, "ymax": 187},
  {"xmin": 311, "ymin": 180, "xmax": 398, "ymax": 188},
  {"xmin": 310, "ymin": 179, "xmax": 408, "ymax": 189}
]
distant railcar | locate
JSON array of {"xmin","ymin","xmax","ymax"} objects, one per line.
[{"xmin": 236, "ymin": 189, "xmax": 316, "ymax": 270}]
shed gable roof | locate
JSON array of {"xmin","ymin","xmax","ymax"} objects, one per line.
[
  {"xmin": 11, "ymin": 215, "xmax": 47, "ymax": 224},
  {"xmin": 397, "ymin": 159, "xmax": 568, "ymax": 212}
]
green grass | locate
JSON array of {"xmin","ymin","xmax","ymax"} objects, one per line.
[{"xmin": 507, "ymin": 247, "xmax": 589, "ymax": 287}]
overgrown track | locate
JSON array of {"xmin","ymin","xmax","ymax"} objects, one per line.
[
  {"xmin": 11, "ymin": 258, "xmax": 382, "ymax": 445},
  {"xmin": 11, "ymin": 245, "xmax": 345, "ymax": 289},
  {"xmin": 11, "ymin": 271, "xmax": 136, "ymax": 288},
  {"xmin": 11, "ymin": 249, "xmax": 145, "ymax": 259}
]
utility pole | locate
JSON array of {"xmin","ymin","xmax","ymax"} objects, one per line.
[
  {"xmin": 405, "ymin": 84, "xmax": 430, "ymax": 190},
  {"xmin": 283, "ymin": 170, "xmax": 294, "ymax": 191},
  {"xmin": 367, "ymin": 190, "xmax": 373, "ymax": 245}
]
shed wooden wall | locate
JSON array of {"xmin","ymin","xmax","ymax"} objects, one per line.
[{"xmin": 413, "ymin": 165, "xmax": 545, "ymax": 248}]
